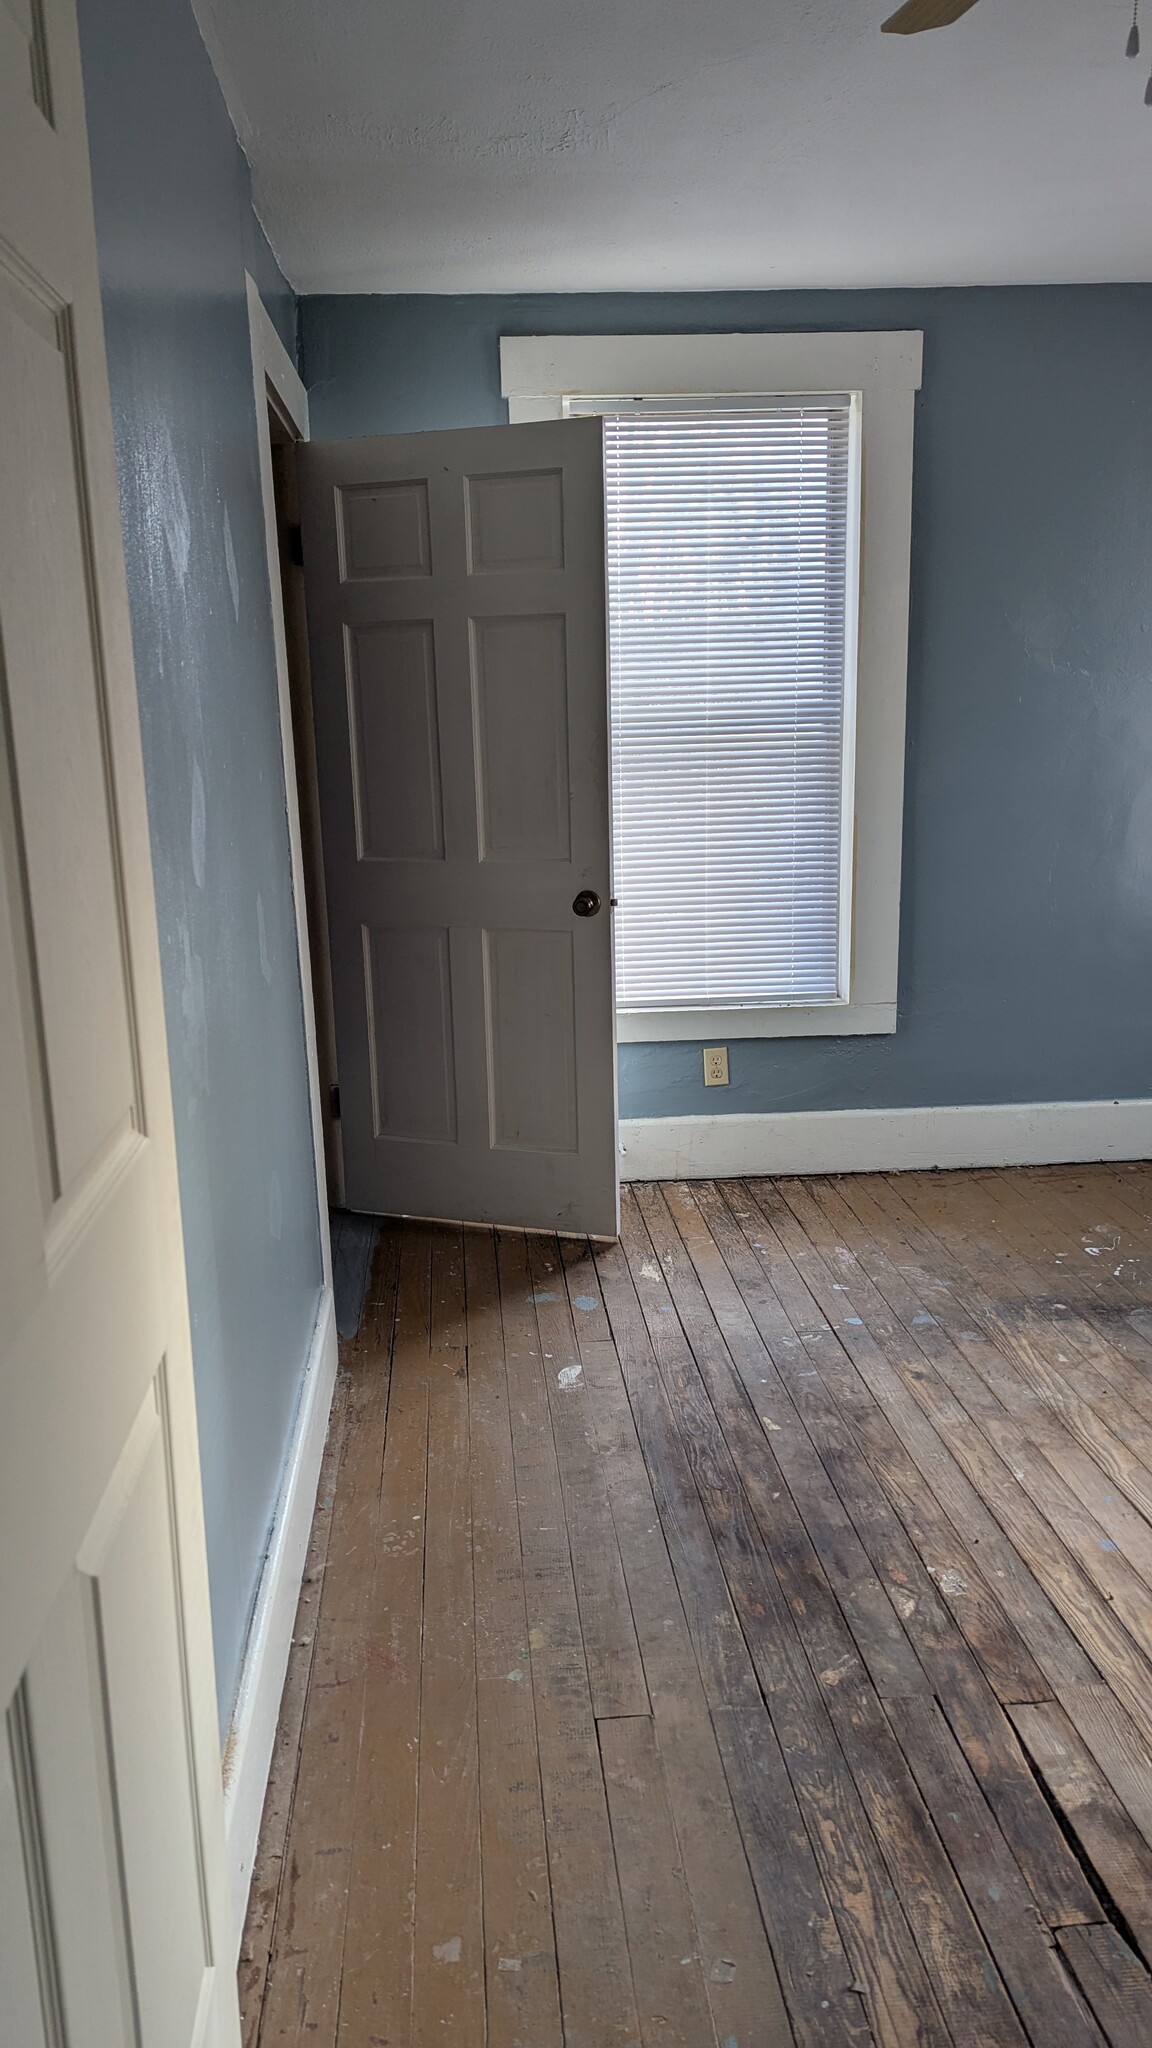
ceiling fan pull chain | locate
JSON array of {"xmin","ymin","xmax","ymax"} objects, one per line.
[{"xmin": 1128, "ymin": 0, "xmax": 1152, "ymax": 98}]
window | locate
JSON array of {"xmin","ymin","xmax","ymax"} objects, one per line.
[
  {"xmin": 500, "ymin": 332, "xmax": 922, "ymax": 1040},
  {"xmin": 571, "ymin": 395, "xmax": 856, "ymax": 1018}
]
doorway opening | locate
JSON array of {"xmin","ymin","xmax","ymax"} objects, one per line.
[{"xmin": 264, "ymin": 398, "xmax": 342, "ymax": 1209}]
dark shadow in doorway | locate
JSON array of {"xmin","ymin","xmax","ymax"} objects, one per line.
[{"xmin": 329, "ymin": 1210, "xmax": 380, "ymax": 1338}]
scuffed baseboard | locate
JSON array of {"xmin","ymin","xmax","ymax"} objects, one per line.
[
  {"xmin": 619, "ymin": 1098, "xmax": 1152, "ymax": 1182},
  {"xmin": 221, "ymin": 1284, "xmax": 338, "ymax": 1957}
]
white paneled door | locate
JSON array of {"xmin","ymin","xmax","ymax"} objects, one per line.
[
  {"xmin": 1, "ymin": 1, "xmax": 238, "ymax": 2042},
  {"xmin": 300, "ymin": 421, "xmax": 618, "ymax": 1237}
]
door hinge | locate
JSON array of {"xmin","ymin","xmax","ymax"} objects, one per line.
[
  {"xmin": 288, "ymin": 523, "xmax": 304, "ymax": 567},
  {"xmin": 329, "ymin": 1083, "xmax": 341, "ymax": 1120}
]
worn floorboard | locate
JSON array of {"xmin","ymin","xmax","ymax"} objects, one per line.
[{"xmin": 243, "ymin": 1165, "xmax": 1152, "ymax": 2047}]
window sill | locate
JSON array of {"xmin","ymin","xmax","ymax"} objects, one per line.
[{"xmin": 616, "ymin": 1001, "xmax": 897, "ymax": 1043}]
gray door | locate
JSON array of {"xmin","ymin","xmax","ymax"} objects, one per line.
[{"xmin": 299, "ymin": 419, "xmax": 618, "ymax": 1236}]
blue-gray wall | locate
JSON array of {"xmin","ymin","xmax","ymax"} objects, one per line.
[
  {"xmin": 78, "ymin": 0, "xmax": 324, "ymax": 1726},
  {"xmin": 301, "ymin": 289, "xmax": 1152, "ymax": 1122}
]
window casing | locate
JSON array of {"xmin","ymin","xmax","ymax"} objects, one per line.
[{"xmin": 500, "ymin": 332, "xmax": 922, "ymax": 1040}]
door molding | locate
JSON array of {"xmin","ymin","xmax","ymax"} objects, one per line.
[
  {"xmin": 245, "ymin": 273, "xmax": 336, "ymax": 1271},
  {"xmin": 234, "ymin": 279, "xmax": 340, "ymax": 1955}
]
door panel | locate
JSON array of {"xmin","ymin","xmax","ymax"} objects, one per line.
[
  {"xmin": 472, "ymin": 612, "xmax": 571, "ymax": 861},
  {"xmin": 464, "ymin": 465, "xmax": 565, "ymax": 572},
  {"xmin": 0, "ymin": 1711, "xmax": 53, "ymax": 2048},
  {"xmin": 0, "ymin": 0, "xmax": 238, "ymax": 2038},
  {"xmin": 350, "ymin": 621, "xmax": 444, "ymax": 860},
  {"xmin": 2, "ymin": 273, "xmax": 139, "ymax": 1197},
  {"xmin": 22, "ymin": 1571, "xmax": 139, "ymax": 2046},
  {"xmin": 339, "ymin": 476, "xmax": 433, "ymax": 580},
  {"xmin": 81, "ymin": 1379, "xmax": 211, "ymax": 2046},
  {"xmin": 300, "ymin": 419, "xmax": 617, "ymax": 1236},
  {"xmin": 365, "ymin": 924, "xmax": 458, "ymax": 1141},
  {"xmin": 485, "ymin": 927, "xmax": 579, "ymax": 1152}
]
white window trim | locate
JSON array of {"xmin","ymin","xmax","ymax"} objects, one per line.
[{"xmin": 500, "ymin": 331, "xmax": 923, "ymax": 1042}]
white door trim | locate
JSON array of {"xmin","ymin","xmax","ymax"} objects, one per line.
[
  {"xmin": 245, "ymin": 273, "xmax": 333, "ymax": 1288},
  {"xmin": 619, "ymin": 1099, "xmax": 1152, "ymax": 1181},
  {"xmin": 235, "ymin": 281, "xmax": 341, "ymax": 1958},
  {"xmin": 221, "ymin": 1287, "xmax": 338, "ymax": 1957}
]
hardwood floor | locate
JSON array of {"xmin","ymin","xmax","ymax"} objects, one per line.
[{"xmin": 240, "ymin": 1164, "xmax": 1152, "ymax": 2047}]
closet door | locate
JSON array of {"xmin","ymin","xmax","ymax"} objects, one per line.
[{"xmin": 300, "ymin": 419, "xmax": 618, "ymax": 1237}]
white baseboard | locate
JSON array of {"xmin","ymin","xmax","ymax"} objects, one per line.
[
  {"xmin": 619, "ymin": 1098, "xmax": 1152, "ymax": 1182},
  {"xmin": 221, "ymin": 1284, "xmax": 338, "ymax": 1958}
]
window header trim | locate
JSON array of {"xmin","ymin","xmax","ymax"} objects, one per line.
[{"xmin": 499, "ymin": 330, "xmax": 923, "ymax": 416}]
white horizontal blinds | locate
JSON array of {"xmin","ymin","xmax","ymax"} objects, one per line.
[{"xmin": 596, "ymin": 401, "xmax": 853, "ymax": 1012}]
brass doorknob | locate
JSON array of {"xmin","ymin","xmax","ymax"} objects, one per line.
[{"xmin": 572, "ymin": 890, "xmax": 601, "ymax": 917}]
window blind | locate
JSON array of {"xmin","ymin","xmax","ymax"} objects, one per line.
[{"xmin": 584, "ymin": 400, "xmax": 855, "ymax": 1013}]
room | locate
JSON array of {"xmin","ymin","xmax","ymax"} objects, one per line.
[{"xmin": 3, "ymin": 0, "xmax": 1152, "ymax": 2041}]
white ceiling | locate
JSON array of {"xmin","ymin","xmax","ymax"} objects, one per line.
[{"xmin": 193, "ymin": 0, "xmax": 1152, "ymax": 295}]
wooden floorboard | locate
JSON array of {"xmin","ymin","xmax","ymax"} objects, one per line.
[
  {"xmin": 496, "ymin": 1229, "xmax": 643, "ymax": 2047},
  {"xmin": 465, "ymin": 1226, "xmax": 564, "ymax": 2048},
  {"xmin": 242, "ymin": 1166, "xmax": 1152, "ymax": 2048},
  {"xmin": 333, "ymin": 1225, "xmax": 425, "ymax": 2047}
]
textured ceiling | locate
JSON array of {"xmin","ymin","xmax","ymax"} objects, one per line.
[{"xmin": 192, "ymin": 0, "xmax": 1152, "ymax": 294}]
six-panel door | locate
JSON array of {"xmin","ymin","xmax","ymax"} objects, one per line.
[
  {"xmin": 0, "ymin": 0, "xmax": 238, "ymax": 2037},
  {"xmin": 300, "ymin": 419, "xmax": 618, "ymax": 1237}
]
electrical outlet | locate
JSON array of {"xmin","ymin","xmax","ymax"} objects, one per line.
[{"xmin": 703, "ymin": 1045, "xmax": 729, "ymax": 1087}]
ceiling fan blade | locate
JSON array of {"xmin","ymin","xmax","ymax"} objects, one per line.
[{"xmin": 882, "ymin": 0, "xmax": 982, "ymax": 32}]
